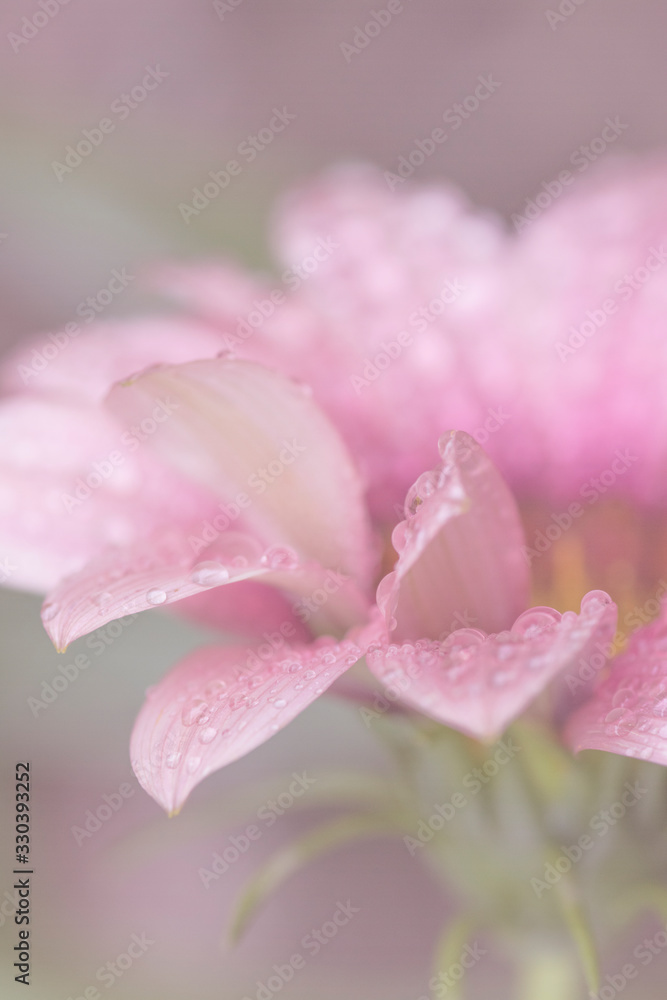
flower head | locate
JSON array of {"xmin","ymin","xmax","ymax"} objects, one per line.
[{"xmin": 3, "ymin": 160, "xmax": 667, "ymax": 816}]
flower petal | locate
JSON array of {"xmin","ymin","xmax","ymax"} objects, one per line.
[
  {"xmin": 41, "ymin": 524, "xmax": 369, "ymax": 650},
  {"xmin": 131, "ymin": 638, "xmax": 362, "ymax": 813},
  {"xmin": 367, "ymin": 591, "xmax": 617, "ymax": 740},
  {"xmin": 106, "ymin": 357, "xmax": 375, "ymax": 585},
  {"xmin": 565, "ymin": 602, "xmax": 667, "ymax": 763},
  {"xmin": 0, "ymin": 394, "xmax": 215, "ymax": 591},
  {"xmin": 1, "ymin": 317, "xmax": 224, "ymax": 402},
  {"xmin": 172, "ymin": 580, "xmax": 310, "ymax": 644},
  {"xmin": 377, "ymin": 431, "xmax": 529, "ymax": 643}
]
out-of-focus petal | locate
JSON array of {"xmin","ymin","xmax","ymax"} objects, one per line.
[
  {"xmin": 565, "ymin": 602, "xmax": 667, "ymax": 763},
  {"xmin": 376, "ymin": 431, "xmax": 529, "ymax": 643},
  {"xmin": 172, "ymin": 580, "xmax": 310, "ymax": 644},
  {"xmin": 106, "ymin": 357, "xmax": 375, "ymax": 586},
  {"xmin": 130, "ymin": 637, "xmax": 362, "ymax": 814},
  {"xmin": 367, "ymin": 591, "xmax": 617, "ymax": 740},
  {"xmin": 0, "ymin": 394, "xmax": 215, "ymax": 591},
  {"xmin": 154, "ymin": 166, "xmax": 508, "ymax": 523},
  {"xmin": 0, "ymin": 318, "xmax": 224, "ymax": 402}
]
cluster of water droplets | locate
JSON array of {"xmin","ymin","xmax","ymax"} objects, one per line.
[
  {"xmin": 598, "ymin": 620, "xmax": 667, "ymax": 760},
  {"xmin": 147, "ymin": 638, "xmax": 361, "ymax": 781}
]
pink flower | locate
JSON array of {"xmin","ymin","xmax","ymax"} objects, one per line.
[{"xmin": 2, "ymin": 160, "xmax": 667, "ymax": 815}]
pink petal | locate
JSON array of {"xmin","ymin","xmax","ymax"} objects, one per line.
[
  {"xmin": 172, "ymin": 580, "xmax": 310, "ymax": 644},
  {"xmin": 565, "ymin": 602, "xmax": 667, "ymax": 763},
  {"xmin": 1, "ymin": 317, "xmax": 224, "ymax": 402},
  {"xmin": 367, "ymin": 591, "xmax": 617, "ymax": 740},
  {"xmin": 131, "ymin": 638, "xmax": 362, "ymax": 813},
  {"xmin": 377, "ymin": 431, "xmax": 529, "ymax": 643},
  {"xmin": 0, "ymin": 394, "xmax": 216, "ymax": 591},
  {"xmin": 41, "ymin": 526, "xmax": 369, "ymax": 650},
  {"xmin": 106, "ymin": 357, "xmax": 375, "ymax": 586}
]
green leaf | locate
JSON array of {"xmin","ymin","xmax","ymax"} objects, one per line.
[{"xmin": 228, "ymin": 811, "xmax": 410, "ymax": 944}]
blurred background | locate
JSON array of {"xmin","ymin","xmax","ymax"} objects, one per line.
[{"xmin": 1, "ymin": 0, "xmax": 667, "ymax": 996}]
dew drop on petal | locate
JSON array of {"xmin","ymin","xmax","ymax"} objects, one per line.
[
  {"xmin": 274, "ymin": 699, "xmax": 287, "ymax": 709},
  {"xmin": 181, "ymin": 700, "xmax": 209, "ymax": 727},
  {"xmin": 190, "ymin": 561, "xmax": 231, "ymax": 587},
  {"xmin": 165, "ymin": 752, "xmax": 182, "ymax": 769},
  {"xmin": 199, "ymin": 727, "xmax": 218, "ymax": 745},
  {"xmin": 187, "ymin": 756, "xmax": 202, "ymax": 773},
  {"xmin": 260, "ymin": 545, "xmax": 299, "ymax": 571},
  {"xmin": 42, "ymin": 602, "xmax": 59, "ymax": 622},
  {"xmin": 146, "ymin": 589, "xmax": 167, "ymax": 606}
]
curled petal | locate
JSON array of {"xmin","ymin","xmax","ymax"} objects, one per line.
[
  {"xmin": 41, "ymin": 522, "xmax": 369, "ymax": 650},
  {"xmin": 106, "ymin": 357, "xmax": 374, "ymax": 586},
  {"xmin": 377, "ymin": 431, "xmax": 530, "ymax": 643},
  {"xmin": 366, "ymin": 591, "xmax": 617, "ymax": 740},
  {"xmin": 131, "ymin": 638, "xmax": 362, "ymax": 814},
  {"xmin": 565, "ymin": 603, "xmax": 667, "ymax": 764}
]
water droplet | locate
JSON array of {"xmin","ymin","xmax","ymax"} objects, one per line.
[
  {"xmin": 165, "ymin": 752, "xmax": 181, "ymax": 769},
  {"xmin": 611, "ymin": 688, "xmax": 633, "ymax": 708},
  {"xmin": 303, "ymin": 670, "xmax": 316, "ymax": 679},
  {"xmin": 274, "ymin": 699, "xmax": 287, "ymax": 709},
  {"xmin": 605, "ymin": 708, "xmax": 624, "ymax": 724},
  {"xmin": 42, "ymin": 601, "xmax": 59, "ymax": 622},
  {"xmin": 187, "ymin": 756, "xmax": 202, "ymax": 773},
  {"xmin": 204, "ymin": 679, "xmax": 228, "ymax": 699},
  {"xmin": 199, "ymin": 727, "xmax": 217, "ymax": 745},
  {"xmin": 581, "ymin": 590, "xmax": 612, "ymax": 614},
  {"xmin": 260, "ymin": 545, "xmax": 299, "ymax": 571},
  {"xmin": 181, "ymin": 700, "xmax": 209, "ymax": 727},
  {"xmin": 147, "ymin": 589, "xmax": 167, "ymax": 606},
  {"xmin": 512, "ymin": 607, "xmax": 561, "ymax": 638},
  {"xmin": 95, "ymin": 591, "xmax": 114, "ymax": 607},
  {"xmin": 190, "ymin": 561, "xmax": 230, "ymax": 587}
]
